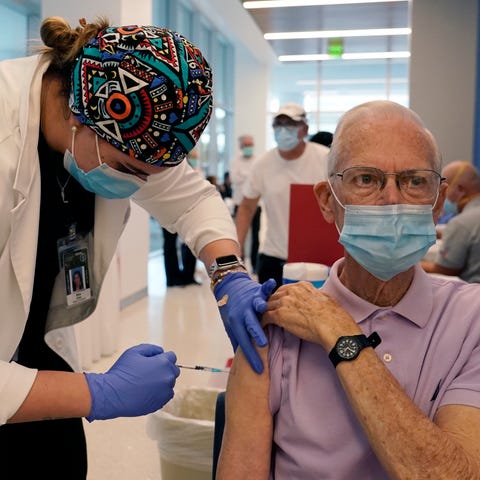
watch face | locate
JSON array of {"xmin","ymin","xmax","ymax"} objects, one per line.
[
  {"xmin": 337, "ymin": 337, "xmax": 360, "ymax": 360},
  {"xmin": 217, "ymin": 255, "xmax": 239, "ymax": 266}
]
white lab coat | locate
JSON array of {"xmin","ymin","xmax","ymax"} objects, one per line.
[{"xmin": 0, "ymin": 54, "xmax": 237, "ymax": 424}]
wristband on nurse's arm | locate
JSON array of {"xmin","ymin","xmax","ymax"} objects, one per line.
[
  {"xmin": 209, "ymin": 255, "xmax": 245, "ymax": 278},
  {"xmin": 210, "ymin": 267, "xmax": 248, "ymax": 291}
]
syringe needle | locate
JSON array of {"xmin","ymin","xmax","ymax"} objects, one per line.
[{"xmin": 178, "ymin": 364, "xmax": 229, "ymax": 373}]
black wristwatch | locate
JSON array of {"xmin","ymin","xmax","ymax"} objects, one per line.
[
  {"xmin": 208, "ymin": 255, "xmax": 245, "ymax": 277},
  {"xmin": 329, "ymin": 332, "xmax": 381, "ymax": 368}
]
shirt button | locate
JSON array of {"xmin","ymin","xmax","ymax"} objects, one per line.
[
  {"xmin": 55, "ymin": 338, "xmax": 64, "ymax": 350},
  {"xmin": 383, "ymin": 353, "xmax": 392, "ymax": 363}
]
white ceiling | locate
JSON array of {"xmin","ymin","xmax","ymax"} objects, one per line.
[{"xmin": 240, "ymin": 1, "xmax": 410, "ymax": 59}]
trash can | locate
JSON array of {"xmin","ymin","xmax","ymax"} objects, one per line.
[
  {"xmin": 283, "ymin": 262, "xmax": 329, "ymax": 287},
  {"xmin": 147, "ymin": 386, "xmax": 223, "ymax": 480}
]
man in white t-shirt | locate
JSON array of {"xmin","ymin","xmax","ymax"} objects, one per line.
[
  {"xmin": 235, "ymin": 103, "xmax": 329, "ymax": 289},
  {"xmin": 230, "ymin": 134, "xmax": 261, "ymax": 273}
]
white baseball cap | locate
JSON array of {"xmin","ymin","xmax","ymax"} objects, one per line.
[{"xmin": 274, "ymin": 103, "xmax": 307, "ymax": 122}]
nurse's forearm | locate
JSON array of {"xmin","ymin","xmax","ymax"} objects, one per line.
[
  {"xmin": 198, "ymin": 239, "xmax": 242, "ymax": 273},
  {"xmin": 8, "ymin": 371, "xmax": 91, "ymax": 423}
]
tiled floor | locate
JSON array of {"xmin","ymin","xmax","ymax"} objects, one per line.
[{"xmin": 84, "ymin": 252, "xmax": 233, "ymax": 479}]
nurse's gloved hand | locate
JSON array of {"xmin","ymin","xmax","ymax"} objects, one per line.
[
  {"xmin": 84, "ymin": 344, "xmax": 180, "ymax": 422},
  {"xmin": 213, "ymin": 272, "xmax": 276, "ymax": 374}
]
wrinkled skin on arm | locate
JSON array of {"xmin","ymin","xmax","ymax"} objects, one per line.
[{"xmin": 216, "ymin": 343, "xmax": 273, "ymax": 480}]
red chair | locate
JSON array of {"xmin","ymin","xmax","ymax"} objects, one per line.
[{"xmin": 287, "ymin": 184, "xmax": 344, "ymax": 266}]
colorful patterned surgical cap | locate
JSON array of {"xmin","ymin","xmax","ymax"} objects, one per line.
[{"xmin": 69, "ymin": 25, "xmax": 213, "ymax": 166}]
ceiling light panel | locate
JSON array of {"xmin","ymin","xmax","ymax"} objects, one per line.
[
  {"xmin": 244, "ymin": 0, "xmax": 407, "ymax": 9},
  {"xmin": 264, "ymin": 27, "xmax": 411, "ymax": 40}
]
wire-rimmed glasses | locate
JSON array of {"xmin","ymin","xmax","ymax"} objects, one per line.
[{"xmin": 332, "ymin": 166, "xmax": 444, "ymax": 203}]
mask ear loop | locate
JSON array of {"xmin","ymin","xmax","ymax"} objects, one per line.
[
  {"xmin": 327, "ymin": 175, "xmax": 346, "ymax": 210},
  {"xmin": 326, "ymin": 176, "xmax": 345, "ymax": 235},
  {"xmin": 431, "ymin": 172, "xmax": 448, "ymax": 211},
  {"xmin": 71, "ymin": 125, "xmax": 77, "ymax": 155},
  {"xmin": 94, "ymin": 135, "xmax": 103, "ymax": 166}
]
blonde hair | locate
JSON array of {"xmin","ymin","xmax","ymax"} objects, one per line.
[{"xmin": 40, "ymin": 16, "xmax": 109, "ymax": 92}]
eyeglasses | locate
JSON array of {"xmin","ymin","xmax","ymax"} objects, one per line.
[{"xmin": 332, "ymin": 166, "xmax": 445, "ymax": 203}]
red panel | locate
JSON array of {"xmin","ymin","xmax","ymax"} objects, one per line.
[{"xmin": 287, "ymin": 184, "xmax": 344, "ymax": 266}]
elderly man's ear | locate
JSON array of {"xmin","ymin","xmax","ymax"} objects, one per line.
[{"xmin": 314, "ymin": 181, "xmax": 335, "ymax": 223}]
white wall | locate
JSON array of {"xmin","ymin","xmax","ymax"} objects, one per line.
[
  {"xmin": 409, "ymin": 0, "xmax": 478, "ymax": 165},
  {"xmin": 117, "ymin": 204, "xmax": 150, "ymax": 306},
  {"xmin": 233, "ymin": 45, "xmax": 272, "ymax": 156},
  {"xmin": 42, "ymin": 0, "xmax": 152, "ymax": 26}
]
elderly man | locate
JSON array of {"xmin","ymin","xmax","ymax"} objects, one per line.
[
  {"xmin": 217, "ymin": 101, "xmax": 480, "ymax": 479},
  {"xmin": 422, "ymin": 160, "xmax": 480, "ymax": 282},
  {"xmin": 235, "ymin": 103, "xmax": 329, "ymax": 288}
]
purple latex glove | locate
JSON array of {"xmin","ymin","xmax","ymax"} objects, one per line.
[
  {"xmin": 213, "ymin": 272, "xmax": 276, "ymax": 373},
  {"xmin": 84, "ymin": 344, "xmax": 180, "ymax": 421}
]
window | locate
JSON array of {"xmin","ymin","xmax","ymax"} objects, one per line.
[
  {"xmin": 0, "ymin": 1, "xmax": 41, "ymax": 60},
  {"xmin": 270, "ymin": 58, "xmax": 409, "ymax": 145},
  {"xmin": 153, "ymin": 0, "xmax": 235, "ymax": 179}
]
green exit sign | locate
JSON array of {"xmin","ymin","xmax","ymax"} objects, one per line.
[{"xmin": 328, "ymin": 38, "xmax": 344, "ymax": 58}]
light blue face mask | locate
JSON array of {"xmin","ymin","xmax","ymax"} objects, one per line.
[
  {"xmin": 442, "ymin": 197, "xmax": 458, "ymax": 216},
  {"xmin": 63, "ymin": 128, "xmax": 146, "ymax": 199},
  {"xmin": 242, "ymin": 146, "xmax": 254, "ymax": 157},
  {"xmin": 327, "ymin": 176, "xmax": 439, "ymax": 281},
  {"xmin": 339, "ymin": 203, "xmax": 437, "ymax": 281},
  {"xmin": 274, "ymin": 126, "xmax": 300, "ymax": 151}
]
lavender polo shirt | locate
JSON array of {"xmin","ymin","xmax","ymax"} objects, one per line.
[{"xmin": 267, "ymin": 260, "xmax": 480, "ymax": 479}]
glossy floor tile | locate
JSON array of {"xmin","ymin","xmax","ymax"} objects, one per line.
[{"xmin": 84, "ymin": 252, "xmax": 233, "ymax": 479}]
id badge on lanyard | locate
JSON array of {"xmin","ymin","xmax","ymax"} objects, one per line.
[{"xmin": 57, "ymin": 223, "xmax": 92, "ymax": 307}]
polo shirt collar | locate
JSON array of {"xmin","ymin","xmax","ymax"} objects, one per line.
[{"xmin": 323, "ymin": 260, "xmax": 432, "ymax": 328}]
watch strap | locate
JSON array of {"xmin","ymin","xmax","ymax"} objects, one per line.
[
  {"xmin": 208, "ymin": 255, "xmax": 245, "ymax": 278},
  {"xmin": 329, "ymin": 331, "xmax": 381, "ymax": 368}
]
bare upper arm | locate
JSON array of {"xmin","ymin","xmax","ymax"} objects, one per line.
[
  {"xmin": 216, "ymin": 344, "xmax": 273, "ymax": 480},
  {"xmin": 420, "ymin": 261, "xmax": 462, "ymax": 277},
  {"xmin": 434, "ymin": 404, "xmax": 480, "ymax": 466},
  {"xmin": 239, "ymin": 196, "xmax": 260, "ymax": 213}
]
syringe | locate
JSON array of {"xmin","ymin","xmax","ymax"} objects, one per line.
[{"xmin": 178, "ymin": 364, "xmax": 229, "ymax": 373}]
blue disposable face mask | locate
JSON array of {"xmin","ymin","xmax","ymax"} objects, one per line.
[
  {"xmin": 339, "ymin": 203, "xmax": 437, "ymax": 281},
  {"xmin": 242, "ymin": 146, "xmax": 254, "ymax": 157},
  {"xmin": 328, "ymin": 179, "xmax": 437, "ymax": 281},
  {"xmin": 63, "ymin": 128, "xmax": 145, "ymax": 199},
  {"xmin": 274, "ymin": 126, "xmax": 300, "ymax": 151},
  {"xmin": 442, "ymin": 197, "xmax": 458, "ymax": 216}
]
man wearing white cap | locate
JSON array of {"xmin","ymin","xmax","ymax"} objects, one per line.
[{"xmin": 235, "ymin": 103, "xmax": 329, "ymax": 289}]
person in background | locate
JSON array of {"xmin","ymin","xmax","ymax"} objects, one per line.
[
  {"xmin": 162, "ymin": 226, "xmax": 200, "ymax": 286},
  {"xmin": 309, "ymin": 130, "xmax": 333, "ymax": 148},
  {"xmin": 222, "ymin": 171, "xmax": 233, "ymax": 199},
  {"xmin": 0, "ymin": 16, "xmax": 273, "ymax": 478},
  {"xmin": 218, "ymin": 100, "xmax": 480, "ymax": 479},
  {"xmin": 230, "ymin": 134, "xmax": 262, "ymax": 274},
  {"xmin": 235, "ymin": 104, "xmax": 329, "ymax": 288},
  {"xmin": 206, "ymin": 174, "xmax": 220, "ymax": 189},
  {"xmin": 421, "ymin": 160, "xmax": 480, "ymax": 282}
]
